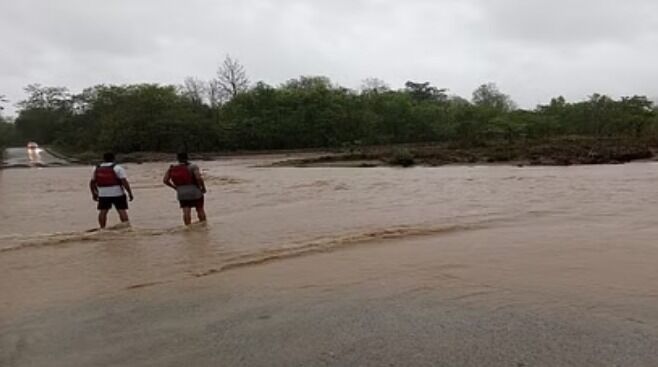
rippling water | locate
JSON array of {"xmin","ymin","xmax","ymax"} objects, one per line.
[
  {"xmin": 3, "ymin": 149, "xmax": 658, "ymax": 365},
  {"xmin": 1, "ymin": 152, "xmax": 658, "ymax": 294}
]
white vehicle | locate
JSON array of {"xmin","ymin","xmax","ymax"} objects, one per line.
[{"xmin": 26, "ymin": 142, "xmax": 43, "ymax": 165}]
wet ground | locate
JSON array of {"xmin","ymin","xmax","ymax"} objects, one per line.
[{"xmin": 1, "ymin": 147, "xmax": 69, "ymax": 168}]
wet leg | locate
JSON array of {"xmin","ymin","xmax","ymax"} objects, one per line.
[
  {"xmin": 117, "ymin": 209, "xmax": 130, "ymax": 223},
  {"xmin": 196, "ymin": 207, "xmax": 207, "ymax": 223},
  {"xmin": 98, "ymin": 210, "xmax": 109, "ymax": 228},
  {"xmin": 182, "ymin": 207, "xmax": 192, "ymax": 225}
]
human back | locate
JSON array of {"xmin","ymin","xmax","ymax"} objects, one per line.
[
  {"xmin": 93, "ymin": 161, "xmax": 126, "ymax": 197},
  {"xmin": 163, "ymin": 152, "xmax": 207, "ymax": 225},
  {"xmin": 89, "ymin": 152, "xmax": 134, "ymax": 228},
  {"xmin": 169, "ymin": 161, "xmax": 203, "ymax": 201},
  {"xmin": 169, "ymin": 163, "xmax": 196, "ymax": 186}
]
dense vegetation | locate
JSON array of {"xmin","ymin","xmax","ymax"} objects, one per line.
[
  {"xmin": 0, "ymin": 94, "xmax": 19, "ymax": 154},
  {"xmin": 2, "ymin": 58, "xmax": 657, "ymax": 159}
]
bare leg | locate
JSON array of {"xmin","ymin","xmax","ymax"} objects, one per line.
[
  {"xmin": 98, "ymin": 210, "xmax": 109, "ymax": 229},
  {"xmin": 182, "ymin": 207, "xmax": 192, "ymax": 225},
  {"xmin": 117, "ymin": 209, "xmax": 130, "ymax": 223},
  {"xmin": 196, "ymin": 207, "xmax": 207, "ymax": 223}
]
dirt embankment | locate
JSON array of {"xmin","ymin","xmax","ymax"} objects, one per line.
[
  {"xmin": 55, "ymin": 151, "xmax": 219, "ymax": 165},
  {"xmin": 55, "ymin": 137, "xmax": 655, "ymax": 168},
  {"xmin": 58, "ymin": 148, "xmax": 335, "ymax": 165},
  {"xmin": 273, "ymin": 138, "xmax": 656, "ymax": 167}
]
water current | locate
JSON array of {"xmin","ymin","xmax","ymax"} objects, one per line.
[{"xmin": 3, "ymin": 147, "xmax": 658, "ymax": 366}]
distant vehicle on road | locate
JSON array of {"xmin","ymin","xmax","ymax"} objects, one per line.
[{"xmin": 26, "ymin": 142, "xmax": 43, "ymax": 165}]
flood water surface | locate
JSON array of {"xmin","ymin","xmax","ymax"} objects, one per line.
[{"xmin": 2, "ymin": 151, "xmax": 658, "ymax": 366}]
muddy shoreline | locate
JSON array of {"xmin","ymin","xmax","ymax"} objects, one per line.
[
  {"xmin": 24, "ymin": 137, "xmax": 657, "ymax": 168},
  {"xmin": 272, "ymin": 138, "xmax": 657, "ymax": 168}
]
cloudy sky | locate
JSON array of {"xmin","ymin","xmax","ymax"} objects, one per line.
[{"xmin": 2, "ymin": 0, "xmax": 658, "ymax": 114}]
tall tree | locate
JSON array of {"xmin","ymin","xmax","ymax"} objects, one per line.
[
  {"xmin": 283, "ymin": 76, "xmax": 332, "ymax": 90},
  {"xmin": 0, "ymin": 94, "xmax": 7, "ymax": 110},
  {"xmin": 404, "ymin": 81, "xmax": 448, "ymax": 102},
  {"xmin": 181, "ymin": 77, "xmax": 207, "ymax": 105},
  {"xmin": 207, "ymin": 79, "xmax": 224, "ymax": 108},
  {"xmin": 360, "ymin": 78, "xmax": 390, "ymax": 94},
  {"xmin": 17, "ymin": 84, "xmax": 71, "ymax": 110},
  {"xmin": 0, "ymin": 121, "xmax": 17, "ymax": 148},
  {"xmin": 472, "ymin": 83, "xmax": 516, "ymax": 112},
  {"xmin": 14, "ymin": 85, "xmax": 74, "ymax": 144},
  {"xmin": 0, "ymin": 94, "xmax": 7, "ymax": 122},
  {"xmin": 215, "ymin": 55, "xmax": 249, "ymax": 100}
]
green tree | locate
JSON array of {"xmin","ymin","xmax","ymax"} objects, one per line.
[
  {"xmin": 404, "ymin": 81, "xmax": 448, "ymax": 103},
  {"xmin": 14, "ymin": 85, "xmax": 73, "ymax": 144},
  {"xmin": 0, "ymin": 94, "xmax": 7, "ymax": 114},
  {"xmin": 360, "ymin": 78, "xmax": 390, "ymax": 94},
  {"xmin": 8, "ymin": 77, "xmax": 658, "ymax": 155},
  {"xmin": 472, "ymin": 83, "xmax": 516, "ymax": 113},
  {"xmin": 0, "ymin": 94, "xmax": 18, "ymax": 150}
]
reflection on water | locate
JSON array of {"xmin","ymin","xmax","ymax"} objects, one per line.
[
  {"xmin": 27, "ymin": 148, "xmax": 42, "ymax": 165},
  {"xmin": 2, "ymin": 146, "xmax": 68, "ymax": 168}
]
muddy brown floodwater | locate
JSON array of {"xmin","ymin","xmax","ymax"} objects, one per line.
[{"xmin": 1, "ymin": 152, "xmax": 658, "ymax": 366}]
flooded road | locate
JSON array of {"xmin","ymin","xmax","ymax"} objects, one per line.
[
  {"xmin": 1, "ymin": 147, "xmax": 69, "ymax": 168},
  {"xmin": 2, "ymin": 156, "xmax": 658, "ymax": 366}
]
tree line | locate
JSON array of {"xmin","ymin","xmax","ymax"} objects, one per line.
[
  {"xmin": 0, "ymin": 94, "xmax": 18, "ymax": 152},
  {"xmin": 2, "ymin": 56, "xmax": 658, "ymax": 154}
]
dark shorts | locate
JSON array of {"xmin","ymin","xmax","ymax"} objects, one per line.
[
  {"xmin": 179, "ymin": 196, "xmax": 204, "ymax": 209},
  {"xmin": 98, "ymin": 195, "xmax": 129, "ymax": 210}
]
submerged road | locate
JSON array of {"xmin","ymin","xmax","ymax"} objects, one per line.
[
  {"xmin": 2, "ymin": 156, "xmax": 658, "ymax": 366},
  {"xmin": 1, "ymin": 147, "xmax": 69, "ymax": 168}
]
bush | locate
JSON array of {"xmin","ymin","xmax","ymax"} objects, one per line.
[{"xmin": 390, "ymin": 148, "xmax": 415, "ymax": 167}]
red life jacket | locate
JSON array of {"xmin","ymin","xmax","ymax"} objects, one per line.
[
  {"xmin": 170, "ymin": 164, "xmax": 195, "ymax": 186},
  {"xmin": 94, "ymin": 164, "xmax": 121, "ymax": 187}
]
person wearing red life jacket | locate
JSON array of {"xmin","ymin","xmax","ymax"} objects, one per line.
[
  {"xmin": 163, "ymin": 152, "xmax": 207, "ymax": 225},
  {"xmin": 89, "ymin": 152, "xmax": 134, "ymax": 228}
]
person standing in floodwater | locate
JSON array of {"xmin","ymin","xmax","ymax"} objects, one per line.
[
  {"xmin": 89, "ymin": 152, "xmax": 134, "ymax": 228},
  {"xmin": 163, "ymin": 152, "xmax": 207, "ymax": 225}
]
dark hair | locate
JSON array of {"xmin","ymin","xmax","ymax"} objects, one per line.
[
  {"xmin": 177, "ymin": 152, "xmax": 189, "ymax": 163},
  {"xmin": 103, "ymin": 152, "xmax": 115, "ymax": 162}
]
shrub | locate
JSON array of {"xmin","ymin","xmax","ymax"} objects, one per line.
[{"xmin": 390, "ymin": 148, "xmax": 415, "ymax": 167}]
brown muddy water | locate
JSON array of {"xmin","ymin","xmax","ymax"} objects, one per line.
[{"xmin": 2, "ymin": 148, "xmax": 658, "ymax": 366}]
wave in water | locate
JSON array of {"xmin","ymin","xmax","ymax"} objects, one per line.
[
  {"xmin": 0, "ymin": 223, "xmax": 203, "ymax": 253},
  {"xmin": 1, "ymin": 214, "xmax": 515, "ymax": 284},
  {"xmin": 192, "ymin": 221, "xmax": 492, "ymax": 278}
]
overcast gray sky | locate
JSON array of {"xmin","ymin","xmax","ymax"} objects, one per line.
[{"xmin": 2, "ymin": 0, "xmax": 658, "ymax": 114}]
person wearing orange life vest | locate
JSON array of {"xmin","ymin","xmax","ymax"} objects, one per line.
[
  {"xmin": 163, "ymin": 152, "xmax": 207, "ymax": 225},
  {"xmin": 89, "ymin": 152, "xmax": 134, "ymax": 229}
]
